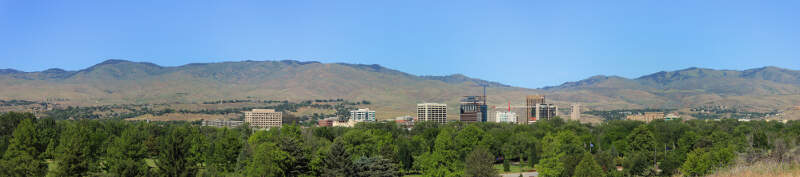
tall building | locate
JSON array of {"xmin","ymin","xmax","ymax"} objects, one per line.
[
  {"xmin": 244, "ymin": 109, "xmax": 282, "ymax": 129},
  {"xmin": 529, "ymin": 104, "xmax": 558, "ymax": 123},
  {"xmin": 570, "ymin": 104, "xmax": 581, "ymax": 121},
  {"xmin": 417, "ymin": 103, "xmax": 447, "ymax": 124},
  {"xmin": 459, "ymin": 96, "xmax": 487, "ymax": 123},
  {"xmin": 350, "ymin": 108, "xmax": 376, "ymax": 122},
  {"xmin": 495, "ymin": 111, "xmax": 518, "ymax": 123},
  {"xmin": 525, "ymin": 95, "xmax": 545, "ymax": 120}
]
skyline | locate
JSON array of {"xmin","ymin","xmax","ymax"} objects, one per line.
[{"xmin": 2, "ymin": 0, "xmax": 800, "ymax": 88}]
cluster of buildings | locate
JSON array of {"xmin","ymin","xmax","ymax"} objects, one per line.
[
  {"xmin": 204, "ymin": 94, "xmax": 586, "ymax": 129},
  {"xmin": 625, "ymin": 112, "xmax": 680, "ymax": 122}
]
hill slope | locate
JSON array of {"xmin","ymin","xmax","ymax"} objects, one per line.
[{"xmin": 2, "ymin": 60, "xmax": 800, "ymax": 117}]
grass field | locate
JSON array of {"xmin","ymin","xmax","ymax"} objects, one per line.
[
  {"xmin": 494, "ymin": 163, "xmax": 535, "ymax": 173},
  {"xmin": 707, "ymin": 161, "xmax": 800, "ymax": 177}
]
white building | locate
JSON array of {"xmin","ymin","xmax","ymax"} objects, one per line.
[
  {"xmin": 417, "ymin": 103, "xmax": 447, "ymax": 124},
  {"xmin": 350, "ymin": 108, "xmax": 376, "ymax": 122},
  {"xmin": 495, "ymin": 111, "xmax": 518, "ymax": 123}
]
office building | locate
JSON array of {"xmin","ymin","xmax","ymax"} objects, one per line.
[
  {"xmin": 350, "ymin": 108, "xmax": 376, "ymax": 122},
  {"xmin": 529, "ymin": 104, "xmax": 558, "ymax": 123},
  {"xmin": 495, "ymin": 111, "xmax": 518, "ymax": 123},
  {"xmin": 570, "ymin": 104, "xmax": 581, "ymax": 121},
  {"xmin": 525, "ymin": 95, "xmax": 545, "ymax": 120},
  {"xmin": 244, "ymin": 109, "xmax": 282, "ymax": 129},
  {"xmin": 418, "ymin": 103, "xmax": 447, "ymax": 124},
  {"xmin": 459, "ymin": 96, "xmax": 488, "ymax": 123}
]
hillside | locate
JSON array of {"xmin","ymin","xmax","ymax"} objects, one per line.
[
  {"xmin": 2, "ymin": 60, "xmax": 800, "ymax": 118},
  {"xmin": 543, "ymin": 66, "xmax": 800, "ymax": 112},
  {"xmin": 0, "ymin": 59, "xmax": 538, "ymax": 119}
]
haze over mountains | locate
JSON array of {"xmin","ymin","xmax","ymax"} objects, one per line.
[{"xmin": 1, "ymin": 59, "xmax": 799, "ymax": 117}]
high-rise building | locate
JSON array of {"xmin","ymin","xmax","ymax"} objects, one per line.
[
  {"xmin": 350, "ymin": 108, "xmax": 376, "ymax": 122},
  {"xmin": 495, "ymin": 111, "xmax": 518, "ymax": 123},
  {"xmin": 459, "ymin": 96, "xmax": 487, "ymax": 123},
  {"xmin": 570, "ymin": 104, "xmax": 581, "ymax": 121},
  {"xmin": 529, "ymin": 104, "xmax": 558, "ymax": 123},
  {"xmin": 417, "ymin": 103, "xmax": 447, "ymax": 124},
  {"xmin": 244, "ymin": 109, "xmax": 282, "ymax": 129},
  {"xmin": 526, "ymin": 95, "xmax": 545, "ymax": 120}
]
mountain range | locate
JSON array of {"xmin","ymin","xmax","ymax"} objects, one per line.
[{"xmin": 2, "ymin": 59, "xmax": 799, "ymax": 118}]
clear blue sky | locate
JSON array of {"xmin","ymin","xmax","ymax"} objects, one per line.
[{"xmin": 1, "ymin": 0, "xmax": 799, "ymax": 88}]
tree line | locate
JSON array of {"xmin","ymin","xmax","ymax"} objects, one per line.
[{"xmin": 1, "ymin": 111, "xmax": 799, "ymax": 177}]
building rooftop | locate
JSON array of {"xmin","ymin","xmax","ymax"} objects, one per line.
[{"xmin": 248, "ymin": 109, "xmax": 276, "ymax": 113}]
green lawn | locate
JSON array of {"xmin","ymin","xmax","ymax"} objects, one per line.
[{"xmin": 494, "ymin": 163, "xmax": 535, "ymax": 173}]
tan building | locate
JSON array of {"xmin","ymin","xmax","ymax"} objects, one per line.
[
  {"xmin": 626, "ymin": 112, "xmax": 665, "ymax": 122},
  {"xmin": 244, "ymin": 109, "xmax": 282, "ymax": 129},
  {"xmin": 570, "ymin": 104, "xmax": 581, "ymax": 121},
  {"xmin": 418, "ymin": 103, "xmax": 447, "ymax": 124},
  {"xmin": 525, "ymin": 95, "xmax": 546, "ymax": 121}
]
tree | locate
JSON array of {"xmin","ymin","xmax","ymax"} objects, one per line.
[
  {"xmin": 0, "ymin": 118, "xmax": 46, "ymax": 177},
  {"xmin": 53, "ymin": 124, "xmax": 93, "ymax": 177},
  {"xmin": 353, "ymin": 156, "xmax": 401, "ymax": 177},
  {"xmin": 415, "ymin": 127, "xmax": 463, "ymax": 177},
  {"xmin": 573, "ymin": 153, "xmax": 604, "ymax": 177},
  {"xmin": 205, "ymin": 128, "xmax": 242, "ymax": 173},
  {"xmin": 278, "ymin": 125, "xmax": 312, "ymax": 176},
  {"xmin": 503, "ymin": 158, "xmax": 511, "ymax": 172},
  {"xmin": 624, "ymin": 125, "xmax": 657, "ymax": 176},
  {"xmin": 245, "ymin": 142, "xmax": 288, "ymax": 177},
  {"xmin": 537, "ymin": 131, "xmax": 584, "ymax": 177},
  {"xmin": 322, "ymin": 140, "xmax": 354, "ymax": 177},
  {"xmin": 104, "ymin": 126, "xmax": 150, "ymax": 177},
  {"xmin": 465, "ymin": 147, "xmax": 498, "ymax": 177},
  {"xmin": 155, "ymin": 126, "xmax": 199, "ymax": 177}
]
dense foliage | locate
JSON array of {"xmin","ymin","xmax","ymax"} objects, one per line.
[{"xmin": 0, "ymin": 112, "xmax": 798, "ymax": 177}]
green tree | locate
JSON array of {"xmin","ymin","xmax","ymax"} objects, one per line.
[
  {"xmin": 322, "ymin": 140, "xmax": 354, "ymax": 177},
  {"xmin": 465, "ymin": 147, "xmax": 498, "ymax": 177},
  {"xmin": 573, "ymin": 153, "xmax": 604, "ymax": 177},
  {"xmin": 503, "ymin": 158, "xmax": 511, "ymax": 172},
  {"xmin": 0, "ymin": 118, "xmax": 47, "ymax": 177},
  {"xmin": 245, "ymin": 142, "xmax": 288, "ymax": 177},
  {"xmin": 104, "ymin": 126, "xmax": 150, "ymax": 177},
  {"xmin": 53, "ymin": 124, "xmax": 93, "ymax": 177},
  {"xmin": 537, "ymin": 131, "xmax": 584, "ymax": 177},
  {"xmin": 205, "ymin": 128, "xmax": 242, "ymax": 173},
  {"xmin": 155, "ymin": 126, "xmax": 199, "ymax": 177},
  {"xmin": 353, "ymin": 156, "xmax": 401, "ymax": 177}
]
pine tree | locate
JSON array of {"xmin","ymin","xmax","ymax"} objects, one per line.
[
  {"xmin": 104, "ymin": 126, "xmax": 150, "ymax": 177},
  {"xmin": 353, "ymin": 156, "xmax": 401, "ymax": 177},
  {"xmin": 53, "ymin": 124, "xmax": 93, "ymax": 177},
  {"xmin": 1, "ymin": 119, "xmax": 46, "ymax": 177},
  {"xmin": 155, "ymin": 126, "xmax": 198, "ymax": 177},
  {"xmin": 573, "ymin": 152, "xmax": 604, "ymax": 177},
  {"xmin": 322, "ymin": 140, "xmax": 354, "ymax": 177}
]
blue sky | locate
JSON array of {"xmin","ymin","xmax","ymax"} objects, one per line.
[{"xmin": 1, "ymin": 0, "xmax": 799, "ymax": 88}]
